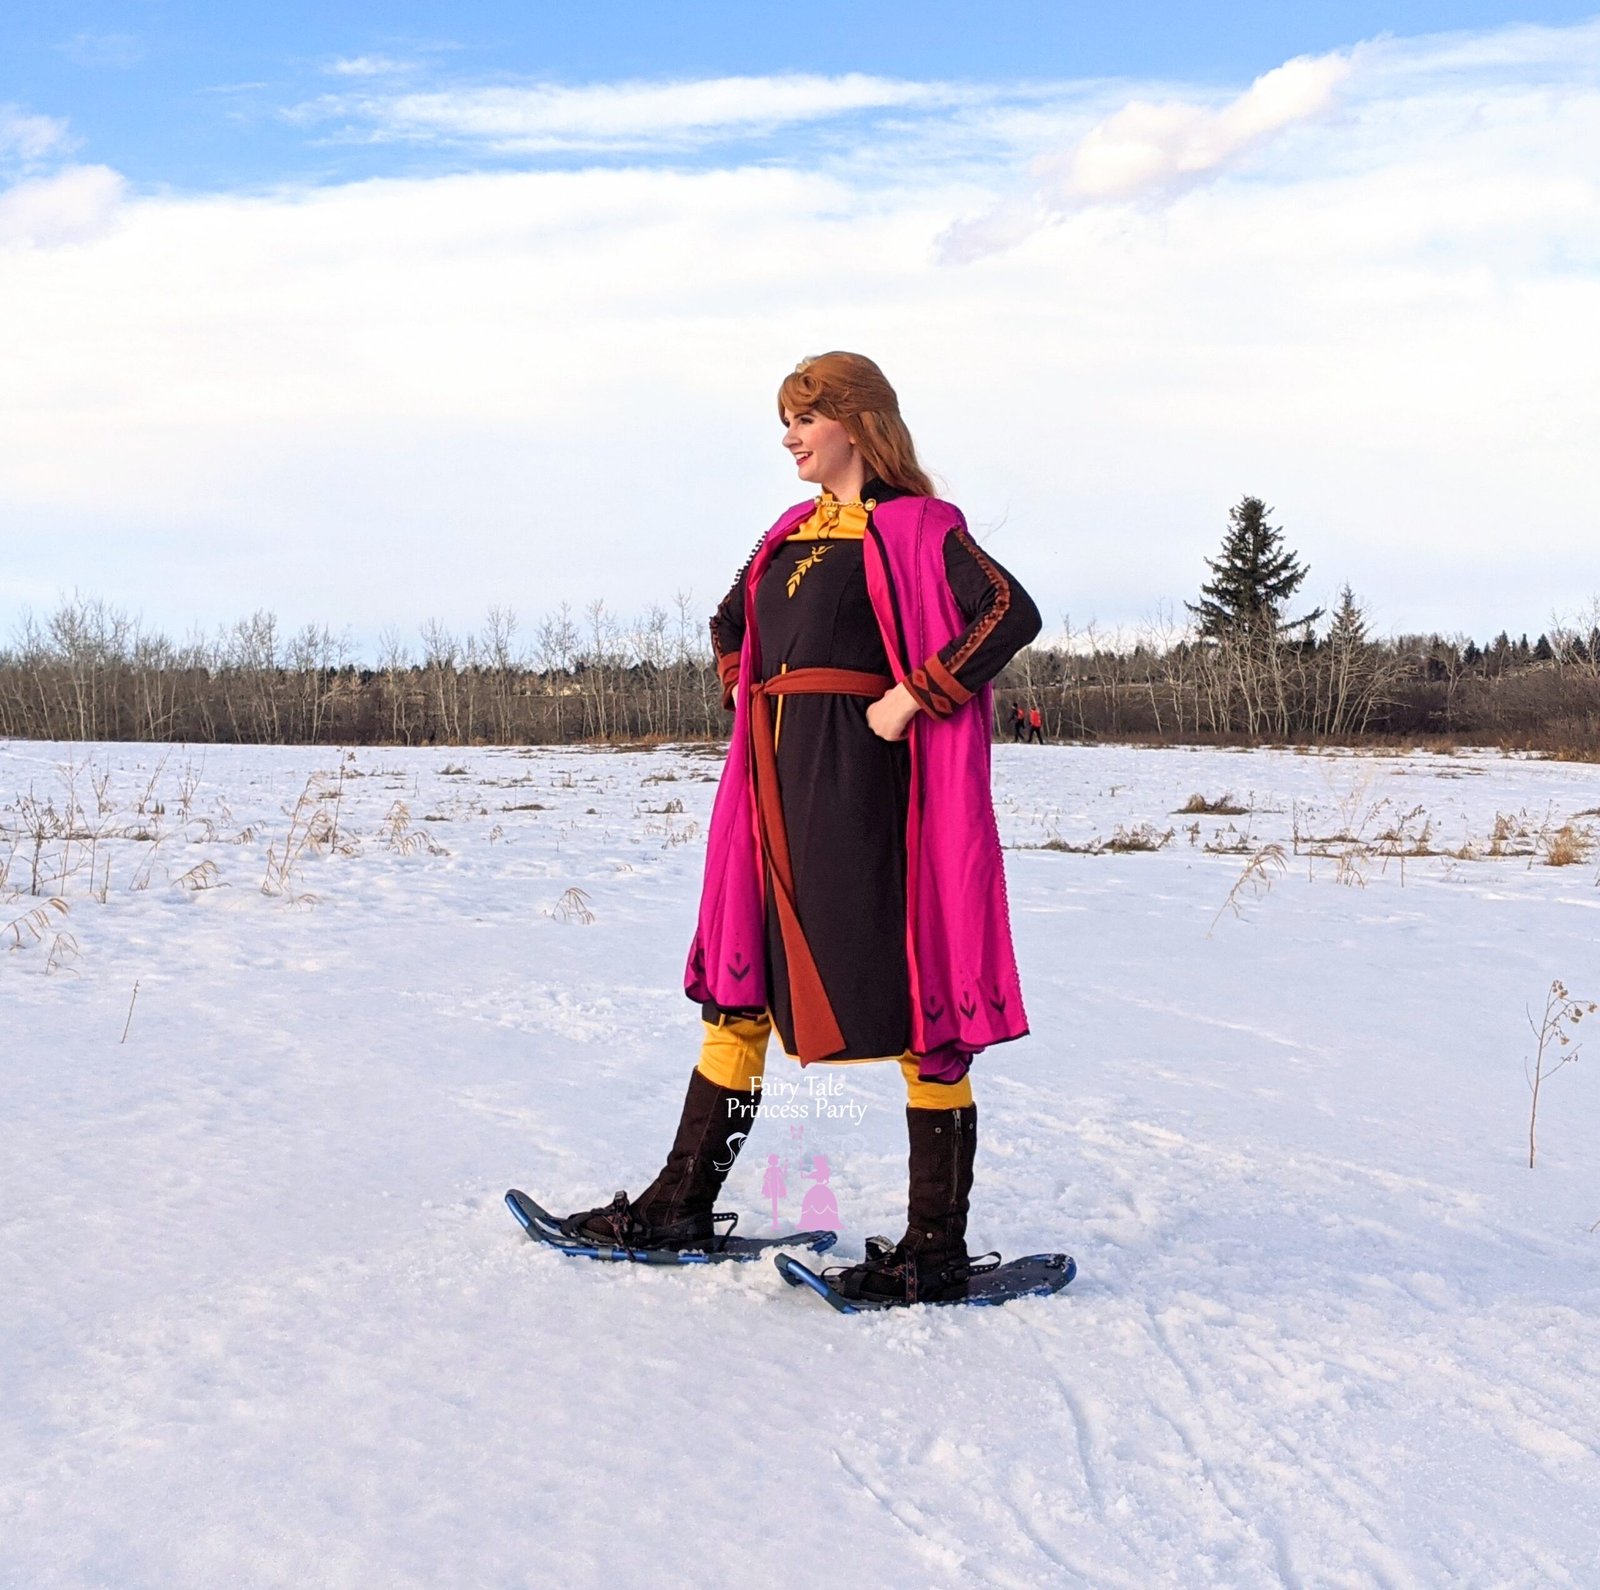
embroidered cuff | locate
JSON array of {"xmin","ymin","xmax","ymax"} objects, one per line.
[{"xmin": 905, "ymin": 651, "xmax": 974, "ymax": 719}]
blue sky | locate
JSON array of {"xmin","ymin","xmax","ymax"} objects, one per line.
[
  {"xmin": 7, "ymin": 2, "xmax": 1597, "ymax": 186},
  {"xmin": 3, "ymin": 5, "xmax": 1598, "ymax": 652}
]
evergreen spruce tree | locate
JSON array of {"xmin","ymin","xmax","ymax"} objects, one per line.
[
  {"xmin": 1327, "ymin": 584, "xmax": 1369, "ymax": 648},
  {"xmin": 1533, "ymin": 633, "xmax": 1554, "ymax": 662},
  {"xmin": 1187, "ymin": 496, "xmax": 1324, "ymax": 639}
]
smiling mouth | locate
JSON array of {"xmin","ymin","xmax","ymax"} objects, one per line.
[{"xmin": 793, "ymin": 450, "xmax": 813, "ymax": 466}]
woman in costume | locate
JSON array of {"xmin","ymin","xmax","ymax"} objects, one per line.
[{"xmin": 565, "ymin": 352, "xmax": 1040, "ymax": 1304}]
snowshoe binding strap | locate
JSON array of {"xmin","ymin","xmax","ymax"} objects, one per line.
[
  {"xmin": 561, "ymin": 1193, "xmax": 739, "ymax": 1254},
  {"xmin": 559, "ymin": 1190, "xmax": 637, "ymax": 1246},
  {"xmin": 823, "ymin": 1246, "xmax": 1004, "ymax": 1306}
]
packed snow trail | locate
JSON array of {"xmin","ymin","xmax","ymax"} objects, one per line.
[{"xmin": 4, "ymin": 741, "xmax": 1599, "ymax": 1587}]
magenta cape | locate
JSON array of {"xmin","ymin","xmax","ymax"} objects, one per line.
[{"xmin": 684, "ymin": 495, "xmax": 1028, "ymax": 1064}]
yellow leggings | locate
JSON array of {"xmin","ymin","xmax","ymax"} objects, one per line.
[{"xmin": 696, "ymin": 1014, "xmax": 974, "ymax": 1110}]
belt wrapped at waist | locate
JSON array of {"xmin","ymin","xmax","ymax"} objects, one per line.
[{"xmin": 746, "ymin": 666, "xmax": 895, "ymax": 1061}]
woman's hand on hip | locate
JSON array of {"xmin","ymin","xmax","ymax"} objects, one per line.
[{"xmin": 867, "ymin": 681, "xmax": 920, "ymax": 742}]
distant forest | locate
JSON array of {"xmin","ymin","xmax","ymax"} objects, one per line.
[
  {"xmin": 5, "ymin": 501, "xmax": 1598, "ymax": 756},
  {"xmin": 4, "ymin": 595, "xmax": 1597, "ymax": 758}
]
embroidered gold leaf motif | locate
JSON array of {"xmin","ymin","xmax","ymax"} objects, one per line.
[{"xmin": 786, "ymin": 544, "xmax": 833, "ymax": 599}]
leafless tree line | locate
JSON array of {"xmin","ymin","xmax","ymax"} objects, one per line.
[
  {"xmin": 1006, "ymin": 603, "xmax": 1600, "ymax": 753},
  {"xmin": 3, "ymin": 594, "xmax": 1598, "ymax": 754},
  {"xmin": 0, "ymin": 596, "xmax": 723, "ymax": 746}
]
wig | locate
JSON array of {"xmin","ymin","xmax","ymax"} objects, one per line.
[{"xmin": 778, "ymin": 352, "xmax": 935, "ymax": 499}]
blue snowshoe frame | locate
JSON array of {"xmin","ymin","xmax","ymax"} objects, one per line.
[
  {"xmin": 775, "ymin": 1250, "xmax": 1076, "ymax": 1312},
  {"xmin": 506, "ymin": 1188, "xmax": 838, "ymax": 1266}
]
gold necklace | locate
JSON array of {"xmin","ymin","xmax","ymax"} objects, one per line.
[{"xmin": 814, "ymin": 492, "xmax": 875, "ymax": 539}]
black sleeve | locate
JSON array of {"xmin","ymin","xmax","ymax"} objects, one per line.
[
  {"xmin": 904, "ymin": 527, "xmax": 1042, "ymax": 718},
  {"xmin": 709, "ymin": 541, "xmax": 762, "ymax": 710}
]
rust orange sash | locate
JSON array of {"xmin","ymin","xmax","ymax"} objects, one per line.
[{"xmin": 746, "ymin": 667, "xmax": 894, "ymax": 1061}]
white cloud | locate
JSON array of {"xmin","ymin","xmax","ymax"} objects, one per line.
[
  {"xmin": 0, "ymin": 164, "xmax": 124, "ymax": 246},
  {"xmin": 2, "ymin": 25, "xmax": 1597, "ymax": 647},
  {"xmin": 0, "ymin": 104, "xmax": 72, "ymax": 166},
  {"xmin": 326, "ymin": 55, "xmax": 416, "ymax": 79},
  {"xmin": 941, "ymin": 52, "xmax": 1351, "ymax": 260},
  {"xmin": 1040, "ymin": 52, "xmax": 1351, "ymax": 204},
  {"xmin": 290, "ymin": 72, "xmax": 956, "ymax": 152}
]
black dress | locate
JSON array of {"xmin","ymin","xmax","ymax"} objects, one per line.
[{"xmin": 711, "ymin": 479, "xmax": 1040, "ymax": 1060}]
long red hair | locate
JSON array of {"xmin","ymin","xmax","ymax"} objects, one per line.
[{"xmin": 778, "ymin": 352, "xmax": 935, "ymax": 499}]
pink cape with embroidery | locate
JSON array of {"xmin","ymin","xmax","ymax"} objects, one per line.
[{"xmin": 684, "ymin": 495, "xmax": 1028, "ymax": 1063}]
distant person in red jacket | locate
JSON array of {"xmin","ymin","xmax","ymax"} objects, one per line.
[
  {"xmin": 1011, "ymin": 702, "xmax": 1027, "ymax": 741},
  {"xmin": 1027, "ymin": 706, "xmax": 1044, "ymax": 744}
]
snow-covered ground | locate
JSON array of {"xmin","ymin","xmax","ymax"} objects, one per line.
[{"xmin": 4, "ymin": 738, "xmax": 1600, "ymax": 1589}]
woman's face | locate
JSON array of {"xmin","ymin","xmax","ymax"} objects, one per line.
[{"xmin": 782, "ymin": 407, "xmax": 856, "ymax": 488}]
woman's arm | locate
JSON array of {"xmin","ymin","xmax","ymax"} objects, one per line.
[
  {"xmin": 709, "ymin": 547, "xmax": 759, "ymax": 710},
  {"xmin": 902, "ymin": 527, "xmax": 1042, "ymax": 720},
  {"xmin": 868, "ymin": 526, "xmax": 1041, "ymax": 740}
]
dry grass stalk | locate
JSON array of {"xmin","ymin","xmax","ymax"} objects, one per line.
[
  {"xmin": 551, "ymin": 886, "xmax": 596, "ymax": 924},
  {"xmin": 1176, "ymin": 792, "xmax": 1249, "ymax": 816},
  {"xmin": 1332, "ymin": 850, "xmax": 1368, "ymax": 888},
  {"xmin": 1488, "ymin": 811, "xmax": 1537, "ymax": 858},
  {"xmin": 1106, "ymin": 823, "xmax": 1175, "ymax": 853},
  {"xmin": 129, "ymin": 835, "xmax": 167, "ymax": 892},
  {"xmin": 1290, "ymin": 783, "xmax": 1441, "ymax": 886},
  {"xmin": 45, "ymin": 932, "xmax": 79, "ymax": 974},
  {"xmin": 1209, "ymin": 843, "xmax": 1287, "ymax": 935},
  {"xmin": 1202, "ymin": 820, "xmax": 1257, "ymax": 855},
  {"xmin": 173, "ymin": 859, "xmax": 223, "ymax": 892},
  {"xmin": 1542, "ymin": 824, "xmax": 1593, "ymax": 867},
  {"xmin": 4, "ymin": 896, "xmax": 69, "ymax": 949},
  {"xmin": 380, "ymin": 799, "xmax": 447, "ymax": 856},
  {"xmin": 134, "ymin": 753, "xmax": 170, "ymax": 819},
  {"xmin": 1526, "ymin": 979, "xmax": 1597, "ymax": 1167},
  {"xmin": 262, "ymin": 772, "xmax": 363, "ymax": 899},
  {"xmin": 1036, "ymin": 823, "xmax": 1175, "ymax": 856}
]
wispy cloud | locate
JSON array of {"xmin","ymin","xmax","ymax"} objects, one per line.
[
  {"xmin": 288, "ymin": 72, "xmax": 961, "ymax": 152},
  {"xmin": 325, "ymin": 55, "xmax": 417, "ymax": 79},
  {"xmin": 940, "ymin": 51, "xmax": 1351, "ymax": 260},
  {"xmin": 60, "ymin": 32, "xmax": 146, "ymax": 69},
  {"xmin": 0, "ymin": 104, "xmax": 73, "ymax": 166},
  {"xmin": 1038, "ymin": 52, "xmax": 1350, "ymax": 204}
]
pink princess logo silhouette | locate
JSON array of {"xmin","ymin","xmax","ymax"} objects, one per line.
[
  {"xmin": 799, "ymin": 1153, "xmax": 839, "ymax": 1232},
  {"xmin": 761, "ymin": 1153, "xmax": 789, "ymax": 1230},
  {"xmin": 761, "ymin": 1149, "xmax": 840, "ymax": 1232},
  {"xmin": 756, "ymin": 1118, "xmax": 846, "ymax": 1232}
]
